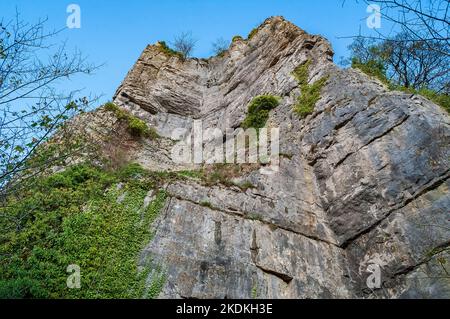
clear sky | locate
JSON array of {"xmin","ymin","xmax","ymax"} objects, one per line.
[{"xmin": 0, "ymin": 0, "xmax": 383, "ymax": 105}]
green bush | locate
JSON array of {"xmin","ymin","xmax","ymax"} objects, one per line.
[
  {"xmin": 104, "ymin": 102, "xmax": 158, "ymax": 138},
  {"xmin": 241, "ymin": 95, "xmax": 279, "ymax": 129},
  {"xmin": 248, "ymin": 27, "xmax": 259, "ymax": 40},
  {"xmin": 105, "ymin": 102, "xmax": 128, "ymax": 120},
  {"xmin": 294, "ymin": 77, "xmax": 328, "ymax": 118},
  {"xmin": 128, "ymin": 117, "xmax": 149, "ymax": 137},
  {"xmin": 232, "ymin": 35, "xmax": 244, "ymax": 42},
  {"xmin": 0, "ymin": 163, "xmax": 168, "ymax": 298},
  {"xmin": 104, "ymin": 101, "xmax": 120, "ymax": 113},
  {"xmin": 292, "ymin": 61, "xmax": 328, "ymax": 118}
]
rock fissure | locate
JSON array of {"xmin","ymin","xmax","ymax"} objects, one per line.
[
  {"xmin": 168, "ymin": 191, "xmax": 341, "ymax": 247},
  {"xmin": 255, "ymin": 264, "xmax": 294, "ymax": 284}
]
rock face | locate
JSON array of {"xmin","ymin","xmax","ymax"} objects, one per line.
[{"xmin": 111, "ymin": 16, "xmax": 449, "ymax": 298}]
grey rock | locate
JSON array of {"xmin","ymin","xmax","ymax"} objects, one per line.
[{"xmin": 84, "ymin": 16, "xmax": 449, "ymax": 298}]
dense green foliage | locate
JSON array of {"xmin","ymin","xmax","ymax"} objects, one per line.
[
  {"xmin": 104, "ymin": 101, "xmax": 125, "ymax": 117},
  {"xmin": 127, "ymin": 117, "xmax": 150, "ymax": 137},
  {"xmin": 241, "ymin": 95, "xmax": 279, "ymax": 129},
  {"xmin": 0, "ymin": 163, "xmax": 167, "ymax": 298},
  {"xmin": 232, "ymin": 35, "xmax": 243, "ymax": 42},
  {"xmin": 292, "ymin": 61, "xmax": 328, "ymax": 118},
  {"xmin": 104, "ymin": 102, "xmax": 159, "ymax": 138}
]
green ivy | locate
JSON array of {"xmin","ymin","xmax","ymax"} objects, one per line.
[{"xmin": 0, "ymin": 163, "xmax": 167, "ymax": 298}]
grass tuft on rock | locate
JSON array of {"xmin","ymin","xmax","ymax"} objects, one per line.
[
  {"xmin": 292, "ymin": 61, "xmax": 328, "ymax": 118},
  {"xmin": 157, "ymin": 41, "xmax": 183, "ymax": 59}
]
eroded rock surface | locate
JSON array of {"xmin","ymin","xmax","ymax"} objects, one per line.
[{"xmin": 109, "ymin": 16, "xmax": 449, "ymax": 298}]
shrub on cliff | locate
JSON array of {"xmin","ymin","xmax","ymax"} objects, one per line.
[
  {"xmin": 104, "ymin": 102, "xmax": 159, "ymax": 139},
  {"xmin": 292, "ymin": 61, "xmax": 328, "ymax": 118},
  {"xmin": 241, "ymin": 95, "xmax": 280, "ymax": 129}
]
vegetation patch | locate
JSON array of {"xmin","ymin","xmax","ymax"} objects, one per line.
[
  {"xmin": 247, "ymin": 27, "xmax": 259, "ymax": 40},
  {"xmin": 157, "ymin": 41, "xmax": 183, "ymax": 59},
  {"xmin": 347, "ymin": 34, "xmax": 449, "ymax": 114},
  {"xmin": 104, "ymin": 102, "xmax": 159, "ymax": 139},
  {"xmin": 251, "ymin": 284, "xmax": 258, "ymax": 299},
  {"xmin": 177, "ymin": 170, "xmax": 203, "ymax": 179},
  {"xmin": 199, "ymin": 201, "xmax": 213, "ymax": 209},
  {"xmin": 241, "ymin": 95, "xmax": 280, "ymax": 129},
  {"xmin": 292, "ymin": 61, "xmax": 328, "ymax": 118},
  {"xmin": 236, "ymin": 181, "xmax": 256, "ymax": 191},
  {"xmin": 127, "ymin": 116, "xmax": 149, "ymax": 137},
  {"xmin": 146, "ymin": 266, "xmax": 167, "ymax": 299},
  {"xmin": 351, "ymin": 58, "xmax": 389, "ymax": 85},
  {"xmin": 0, "ymin": 163, "xmax": 167, "ymax": 298},
  {"xmin": 248, "ymin": 213, "xmax": 263, "ymax": 221},
  {"xmin": 175, "ymin": 164, "xmax": 260, "ymax": 191},
  {"xmin": 352, "ymin": 61, "xmax": 450, "ymax": 114},
  {"xmin": 201, "ymin": 163, "xmax": 259, "ymax": 188},
  {"xmin": 404, "ymin": 88, "xmax": 450, "ymax": 113},
  {"xmin": 292, "ymin": 60, "xmax": 311, "ymax": 86},
  {"xmin": 232, "ymin": 35, "xmax": 244, "ymax": 42}
]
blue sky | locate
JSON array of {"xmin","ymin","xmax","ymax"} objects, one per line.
[{"xmin": 1, "ymin": 0, "xmax": 382, "ymax": 105}]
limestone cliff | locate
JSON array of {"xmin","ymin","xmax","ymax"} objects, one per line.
[{"xmin": 101, "ymin": 16, "xmax": 450, "ymax": 298}]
